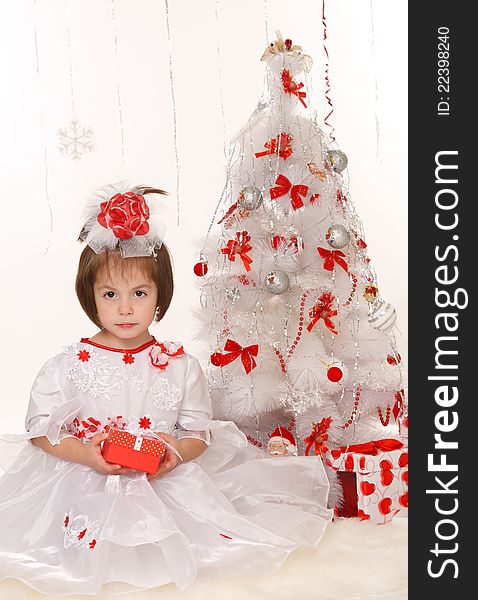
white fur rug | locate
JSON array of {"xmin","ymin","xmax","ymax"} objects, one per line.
[{"xmin": 1, "ymin": 519, "xmax": 407, "ymax": 600}]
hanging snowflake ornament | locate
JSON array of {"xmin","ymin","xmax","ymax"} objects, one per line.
[{"xmin": 58, "ymin": 119, "xmax": 94, "ymax": 159}]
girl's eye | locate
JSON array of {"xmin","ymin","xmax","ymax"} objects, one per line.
[
  {"xmin": 104, "ymin": 292, "xmax": 116, "ymax": 299},
  {"xmin": 135, "ymin": 291, "xmax": 147, "ymax": 297}
]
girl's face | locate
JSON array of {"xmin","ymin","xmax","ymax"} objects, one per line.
[{"xmin": 93, "ymin": 265, "xmax": 158, "ymax": 346}]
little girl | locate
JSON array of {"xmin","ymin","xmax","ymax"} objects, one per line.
[{"xmin": 0, "ymin": 183, "xmax": 332, "ymax": 595}]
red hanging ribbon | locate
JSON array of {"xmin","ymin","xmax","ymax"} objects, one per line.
[
  {"xmin": 322, "ymin": 0, "xmax": 336, "ymax": 143},
  {"xmin": 210, "ymin": 339, "xmax": 259, "ymax": 374},
  {"xmin": 307, "ymin": 291, "xmax": 338, "ymax": 334},
  {"xmin": 255, "ymin": 132, "xmax": 293, "ymax": 160},
  {"xmin": 281, "ymin": 69, "xmax": 307, "ymax": 107},
  {"xmin": 304, "ymin": 417, "xmax": 332, "ymax": 456},
  {"xmin": 317, "ymin": 247, "xmax": 349, "ymax": 273},
  {"xmin": 392, "ymin": 389, "xmax": 405, "ymax": 421},
  {"xmin": 217, "ymin": 201, "xmax": 238, "ymax": 225},
  {"xmin": 221, "ymin": 231, "xmax": 253, "ymax": 272},
  {"xmin": 270, "ymin": 174, "xmax": 308, "ymax": 211},
  {"xmin": 334, "ymin": 438, "xmax": 404, "ymax": 457}
]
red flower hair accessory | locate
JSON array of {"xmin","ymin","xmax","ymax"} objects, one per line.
[
  {"xmin": 97, "ymin": 192, "xmax": 150, "ymax": 240},
  {"xmin": 79, "ymin": 181, "xmax": 167, "ymax": 257}
]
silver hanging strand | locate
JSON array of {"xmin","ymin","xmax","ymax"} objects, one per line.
[
  {"xmin": 65, "ymin": 0, "xmax": 75, "ymax": 116},
  {"xmin": 213, "ymin": 0, "xmax": 227, "ymax": 160},
  {"xmin": 369, "ymin": 0, "xmax": 381, "ymax": 161},
  {"xmin": 164, "ymin": 0, "xmax": 181, "ymax": 226},
  {"xmin": 33, "ymin": 0, "xmax": 53, "ymax": 255},
  {"xmin": 263, "ymin": 0, "xmax": 269, "ymax": 43},
  {"xmin": 110, "ymin": 0, "xmax": 126, "ymax": 175}
]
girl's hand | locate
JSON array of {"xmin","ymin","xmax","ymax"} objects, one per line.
[
  {"xmin": 83, "ymin": 432, "xmax": 134, "ymax": 476},
  {"xmin": 147, "ymin": 432, "xmax": 183, "ymax": 482}
]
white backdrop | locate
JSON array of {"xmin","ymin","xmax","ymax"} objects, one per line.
[{"xmin": 0, "ymin": 0, "xmax": 407, "ymax": 432}]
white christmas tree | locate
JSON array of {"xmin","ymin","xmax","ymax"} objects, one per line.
[{"xmin": 194, "ymin": 33, "xmax": 406, "ymax": 469}]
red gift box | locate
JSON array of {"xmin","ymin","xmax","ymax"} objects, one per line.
[
  {"xmin": 325, "ymin": 438, "xmax": 408, "ymax": 524},
  {"xmin": 101, "ymin": 428, "xmax": 167, "ymax": 474}
]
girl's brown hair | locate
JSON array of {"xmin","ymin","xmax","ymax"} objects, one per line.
[{"xmin": 75, "ymin": 186, "xmax": 173, "ymax": 329}]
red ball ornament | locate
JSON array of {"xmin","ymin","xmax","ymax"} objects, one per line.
[
  {"xmin": 386, "ymin": 353, "xmax": 401, "ymax": 365},
  {"xmin": 327, "ymin": 366, "xmax": 343, "ymax": 382},
  {"xmin": 193, "ymin": 260, "xmax": 208, "ymax": 277},
  {"xmin": 210, "ymin": 352, "xmax": 222, "ymax": 367}
]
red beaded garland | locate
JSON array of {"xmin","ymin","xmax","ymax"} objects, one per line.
[
  {"xmin": 341, "ymin": 385, "xmax": 361, "ymax": 428},
  {"xmin": 274, "ymin": 290, "xmax": 313, "ymax": 374},
  {"xmin": 247, "ymin": 435, "xmax": 263, "ymax": 448},
  {"xmin": 343, "ymin": 273, "xmax": 358, "ymax": 307},
  {"xmin": 378, "ymin": 406, "xmax": 391, "ymax": 426}
]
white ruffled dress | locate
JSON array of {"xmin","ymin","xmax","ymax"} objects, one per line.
[{"xmin": 0, "ymin": 337, "xmax": 332, "ymax": 595}]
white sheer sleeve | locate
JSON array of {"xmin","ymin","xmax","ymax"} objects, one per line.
[
  {"xmin": 0, "ymin": 354, "xmax": 83, "ymax": 473},
  {"xmin": 23, "ymin": 355, "xmax": 82, "ymax": 446},
  {"xmin": 173, "ymin": 355, "xmax": 251, "ymax": 471},
  {"xmin": 174, "ymin": 356, "xmax": 213, "ymax": 444}
]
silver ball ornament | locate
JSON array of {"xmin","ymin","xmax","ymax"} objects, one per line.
[
  {"xmin": 368, "ymin": 300, "xmax": 397, "ymax": 333},
  {"xmin": 225, "ymin": 286, "xmax": 241, "ymax": 303},
  {"xmin": 326, "ymin": 224, "xmax": 351, "ymax": 249},
  {"xmin": 327, "ymin": 150, "xmax": 348, "ymax": 173},
  {"xmin": 265, "ymin": 270, "xmax": 290, "ymax": 295},
  {"xmin": 238, "ymin": 186, "xmax": 263, "ymax": 211}
]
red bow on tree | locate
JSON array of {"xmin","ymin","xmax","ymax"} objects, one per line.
[
  {"xmin": 255, "ymin": 132, "xmax": 293, "ymax": 160},
  {"xmin": 304, "ymin": 417, "xmax": 332, "ymax": 456},
  {"xmin": 317, "ymin": 247, "xmax": 349, "ymax": 273},
  {"xmin": 281, "ymin": 69, "xmax": 307, "ymax": 107},
  {"xmin": 270, "ymin": 174, "xmax": 308, "ymax": 211},
  {"xmin": 210, "ymin": 339, "xmax": 259, "ymax": 374},
  {"xmin": 221, "ymin": 231, "xmax": 253, "ymax": 271},
  {"xmin": 307, "ymin": 291, "xmax": 338, "ymax": 334}
]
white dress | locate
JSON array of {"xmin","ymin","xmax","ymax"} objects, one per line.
[{"xmin": 0, "ymin": 337, "xmax": 332, "ymax": 595}]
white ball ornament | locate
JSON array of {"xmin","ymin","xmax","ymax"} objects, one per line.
[
  {"xmin": 225, "ymin": 286, "xmax": 241, "ymax": 303},
  {"xmin": 367, "ymin": 300, "xmax": 397, "ymax": 333}
]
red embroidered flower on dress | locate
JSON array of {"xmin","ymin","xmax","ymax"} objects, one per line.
[
  {"xmin": 66, "ymin": 415, "xmax": 130, "ymax": 441},
  {"xmin": 66, "ymin": 416, "xmax": 102, "ymax": 441},
  {"xmin": 97, "ymin": 192, "xmax": 150, "ymax": 240},
  {"xmin": 122, "ymin": 353, "xmax": 135, "ymax": 364},
  {"xmin": 139, "ymin": 416, "xmax": 152, "ymax": 429},
  {"xmin": 82, "ymin": 417, "xmax": 101, "ymax": 434},
  {"xmin": 63, "ymin": 511, "xmax": 99, "ymax": 550},
  {"xmin": 77, "ymin": 349, "xmax": 91, "ymax": 362},
  {"xmin": 149, "ymin": 341, "xmax": 185, "ymax": 371},
  {"xmin": 104, "ymin": 415, "xmax": 127, "ymax": 434}
]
